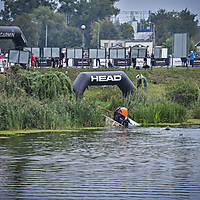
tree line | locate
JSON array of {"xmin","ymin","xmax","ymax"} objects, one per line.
[{"xmin": 0, "ymin": 0, "xmax": 198, "ymax": 52}]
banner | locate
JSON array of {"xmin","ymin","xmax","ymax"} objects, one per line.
[
  {"xmin": 113, "ymin": 59, "xmax": 131, "ymax": 66},
  {"xmin": 74, "ymin": 59, "xmax": 91, "ymax": 66},
  {"xmin": 154, "ymin": 58, "xmax": 169, "ymax": 66},
  {"xmin": 194, "ymin": 58, "xmax": 200, "ymax": 67}
]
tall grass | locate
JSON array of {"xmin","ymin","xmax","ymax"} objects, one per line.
[
  {"xmin": 121, "ymin": 87, "xmax": 189, "ymax": 124},
  {"xmin": 132, "ymin": 101, "xmax": 188, "ymax": 124},
  {"xmin": 166, "ymin": 80, "xmax": 199, "ymax": 107},
  {"xmin": 0, "ymin": 65, "xmax": 104, "ymax": 130},
  {"xmin": 0, "ymin": 96, "xmax": 104, "ymax": 130}
]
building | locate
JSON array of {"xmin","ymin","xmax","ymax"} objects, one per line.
[
  {"xmin": 125, "ymin": 39, "xmax": 153, "ymax": 56},
  {"xmin": 100, "ymin": 40, "xmax": 125, "ymax": 49},
  {"xmin": 100, "ymin": 39, "xmax": 153, "ymax": 55},
  {"xmin": 111, "ymin": 10, "xmax": 154, "ymax": 41}
]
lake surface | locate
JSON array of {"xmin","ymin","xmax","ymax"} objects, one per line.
[{"xmin": 0, "ymin": 127, "xmax": 200, "ymax": 200}]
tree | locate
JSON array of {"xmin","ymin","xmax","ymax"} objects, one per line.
[
  {"xmin": 90, "ymin": 21, "xmax": 101, "ymax": 48},
  {"xmin": 58, "ymin": 0, "xmax": 120, "ymax": 47},
  {"xmin": 29, "ymin": 6, "xmax": 66, "ymax": 47},
  {"xmin": 58, "ymin": 0, "xmax": 119, "ymax": 27},
  {"xmin": 57, "ymin": 0, "xmax": 77, "ymax": 25},
  {"xmin": 149, "ymin": 9, "xmax": 198, "ymax": 46},
  {"xmin": 62, "ymin": 27, "xmax": 82, "ymax": 48},
  {"xmin": 119, "ymin": 23, "xmax": 134, "ymax": 40},
  {"xmin": 97, "ymin": 18, "xmax": 121, "ymax": 40},
  {"xmin": 162, "ymin": 37, "xmax": 173, "ymax": 54},
  {"xmin": 12, "ymin": 13, "xmax": 39, "ymax": 47},
  {"xmin": 177, "ymin": 9, "xmax": 198, "ymax": 38},
  {"xmin": 90, "ymin": 18, "xmax": 121, "ymax": 48},
  {"xmin": 150, "ymin": 9, "xmax": 173, "ymax": 46},
  {"xmin": 0, "ymin": 0, "xmax": 58, "ymax": 23}
]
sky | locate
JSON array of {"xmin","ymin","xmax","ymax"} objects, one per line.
[
  {"xmin": 115, "ymin": 0, "xmax": 200, "ymax": 14},
  {"xmin": 115, "ymin": 0, "xmax": 200, "ymax": 22}
]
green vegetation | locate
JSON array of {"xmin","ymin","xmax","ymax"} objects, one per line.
[
  {"xmin": 0, "ymin": 66, "xmax": 200, "ymax": 130},
  {"xmin": 0, "ymin": 65, "xmax": 104, "ymax": 130},
  {"xmin": 78, "ymin": 67, "xmax": 200, "ymax": 125},
  {"xmin": 166, "ymin": 80, "xmax": 199, "ymax": 107},
  {"xmin": 150, "ymin": 9, "xmax": 198, "ymax": 51}
]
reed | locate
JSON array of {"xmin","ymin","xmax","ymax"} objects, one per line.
[
  {"xmin": 0, "ymin": 65, "xmax": 104, "ymax": 130},
  {"xmin": 0, "ymin": 96, "xmax": 104, "ymax": 130},
  {"xmin": 132, "ymin": 101, "xmax": 188, "ymax": 124},
  {"xmin": 166, "ymin": 80, "xmax": 199, "ymax": 107}
]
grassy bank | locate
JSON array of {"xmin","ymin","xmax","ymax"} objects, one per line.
[{"xmin": 0, "ymin": 65, "xmax": 200, "ymax": 130}]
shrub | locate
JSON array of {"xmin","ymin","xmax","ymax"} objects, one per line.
[
  {"xmin": 3, "ymin": 66, "xmax": 74, "ymax": 100},
  {"xmin": 166, "ymin": 80, "xmax": 199, "ymax": 107}
]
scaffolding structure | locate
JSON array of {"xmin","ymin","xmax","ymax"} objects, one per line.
[{"xmin": 111, "ymin": 10, "xmax": 151, "ymax": 24}]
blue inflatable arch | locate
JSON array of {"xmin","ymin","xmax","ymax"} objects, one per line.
[
  {"xmin": 0, "ymin": 26, "xmax": 27, "ymax": 50},
  {"xmin": 73, "ymin": 71, "xmax": 136, "ymax": 98}
]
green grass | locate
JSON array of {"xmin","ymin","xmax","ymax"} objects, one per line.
[{"xmin": 0, "ymin": 66, "xmax": 199, "ymax": 130}]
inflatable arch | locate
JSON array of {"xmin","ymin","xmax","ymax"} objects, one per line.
[
  {"xmin": 0, "ymin": 26, "xmax": 27, "ymax": 50},
  {"xmin": 73, "ymin": 71, "xmax": 136, "ymax": 98}
]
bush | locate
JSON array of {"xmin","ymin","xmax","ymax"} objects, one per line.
[
  {"xmin": 3, "ymin": 66, "xmax": 74, "ymax": 100},
  {"xmin": 166, "ymin": 80, "xmax": 199, "ymax": 107}
]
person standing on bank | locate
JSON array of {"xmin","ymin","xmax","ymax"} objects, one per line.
[
  {"xmin": 136, "ymin": 73, "xmax": 148, "ymax": 89},
  {"xmin": 31, "ymin": 53, "xmax": 35, "ymax": 68},
  {"xmin": 189, "ymin": 51, "xmax": 195, "ymax": 67},
  {"xmin": 151, "ymin": 52, "xmax": 155, "ymax": 68}
]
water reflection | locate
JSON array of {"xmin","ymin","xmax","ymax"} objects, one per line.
[{"xmin": 0, "ymin": 127, "xmax": 200, "ymax": 199}]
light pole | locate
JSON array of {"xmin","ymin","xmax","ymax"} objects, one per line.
[
  {"xmin": 97, "ymin": 22, "xmax": 100, "ymax": 49},
  {"xmin": 81, "ymin": 24, "xmax": 86, "ymax": 49},
  {"xmin": 45, "ymin": 24, "xmax": 48, "ymax": 47}
]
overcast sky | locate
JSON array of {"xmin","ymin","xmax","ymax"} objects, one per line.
[{"xmin": 115, "ymin": 0, "xmax": 200, "ymax": 15}]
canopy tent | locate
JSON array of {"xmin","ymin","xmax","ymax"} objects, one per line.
[{"xmin": 0, "ymin": 26, "xmax": 27, "ymax": 50}]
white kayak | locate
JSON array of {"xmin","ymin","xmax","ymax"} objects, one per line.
[
  {"xmin": 129, "ymin": 118, "xmax": 140, "ymax": 127},
  {"xmin": 104, "ymin": 115, "xmax": 140, "ymax": 128}
]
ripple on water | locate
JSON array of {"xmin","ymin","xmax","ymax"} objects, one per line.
[{"xmin": 0, "ymin": 127, "xmax": 200, "ymax": 199}]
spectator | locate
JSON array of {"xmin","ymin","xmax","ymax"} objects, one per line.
[
  {"xmin": 151, "ymin": 53, "xmax": 155, "ymax": 68},
  {"xmin": 132, "ymin": 58, "xmax": 136, "ymax": 68},
  {"xmin": 31, "ymin": 53, "xmax": 35, "ymax": 68},
  {"xmin": 143, "ymin": 57, "xmax": 150, "ymax": 69},
  {"xmin": 189, "ymin": 51, "xmax": 195, "ymax": 67},
  {"xmin": 108, "ymin": 60, "xmax": 114, "ymax": 68},
  {"xmin": 136, "ymin": 73, "xmax": 148, "ymax": 89},
  {"xmin": 181, "ymin": 57, "xmax": 188, "ymax": 67}
]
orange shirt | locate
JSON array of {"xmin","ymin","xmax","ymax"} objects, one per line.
[{"xmin": 120, "ymin": 107, "xmax": 128, "ymax": 117}]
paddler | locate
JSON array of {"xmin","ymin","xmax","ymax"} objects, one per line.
[{"xmin": 113, "ymin": 106, "xmax": 131, "ymax": 128}]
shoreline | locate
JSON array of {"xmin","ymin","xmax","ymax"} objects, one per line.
[{"xmin": 0, "ymin": 119, "xmax": 199, "ymax": 137}]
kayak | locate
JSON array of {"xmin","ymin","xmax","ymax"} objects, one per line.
[
  {"xmin": 104, "ymin": 115, "xmax": 122, "ymax": 128},
  {"xmin": 129, "ymin": 118, "xmax": 140, "ymax": 127},
  {"xmin": 104, "ymin": 115, "xmax": 140, "ymax": 128}
]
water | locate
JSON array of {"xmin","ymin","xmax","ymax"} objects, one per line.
[{"xmin": 0, "ymin": 127, "xmax": 200, "ymax": 200}]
